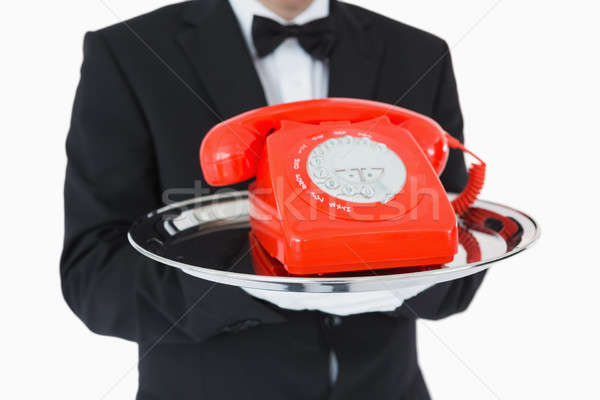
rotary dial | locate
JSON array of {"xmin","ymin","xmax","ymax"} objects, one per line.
[{"xmin": 306, "ymin": 135, "xmax": 407, "ymax": 204}]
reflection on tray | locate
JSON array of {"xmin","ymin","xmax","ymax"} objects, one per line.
[
  {"xmin": 136, "ymin": 197, "xmax": 524, "ymax": 278},
  {"xmin": 461, "ymin": 208, "xmax": 524, "ymax": 252},
  {"xmin": 248, "ymin": 208, "xmax": 524, "ymax": 278}
]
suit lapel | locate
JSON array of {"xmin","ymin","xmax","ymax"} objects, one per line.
[
  {"xmin": 328, "ymin": 1, "xmax": 384, "ymax": 100},
  {"xmin": 176, "ymin": 0, "xmax": 267, "ymax": 119}
]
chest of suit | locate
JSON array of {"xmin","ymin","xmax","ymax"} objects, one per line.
[{"xmin": 100, "ymin": 1, "xmax": 442, "ymax": 200}]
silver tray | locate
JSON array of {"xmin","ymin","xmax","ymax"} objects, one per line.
[{"xmin": 128, "ymin": 191, "xmax": 539, "ymax": 293}]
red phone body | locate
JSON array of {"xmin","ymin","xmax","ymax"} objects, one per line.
[
  {"xmin": 200, "ymin": 98, "xmax": 483, "ymax": 275},
  {"xmin": 248, "ymin": 232, "xmax": 445, "ymax": 278}
]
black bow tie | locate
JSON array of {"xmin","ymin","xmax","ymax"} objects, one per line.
[{"xmin": 251, "ymin": 15, "xmax": 336, "ymax": 59}]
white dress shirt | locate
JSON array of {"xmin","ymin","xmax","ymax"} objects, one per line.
[{"xmin": 228, "ymin": 0, "xmax": 330, "ymax": 105}]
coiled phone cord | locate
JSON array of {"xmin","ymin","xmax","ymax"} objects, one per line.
[
  {"xmin": 446, "ymin": 135, "xmax": 486, "ymax": 216},
  {"xmin": 458, "ymin": 225, "xmax": 482, "ymax": 263}
]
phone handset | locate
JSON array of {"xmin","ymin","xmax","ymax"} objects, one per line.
[{"xmin": 200, "ymin": 98, "xmax": 485, "ymax": 214}]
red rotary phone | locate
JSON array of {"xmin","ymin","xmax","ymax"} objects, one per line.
[{"xmin": 200, "ymin": 98, "xmax": 485, "ymax": 275}]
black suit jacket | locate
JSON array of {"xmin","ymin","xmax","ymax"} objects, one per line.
[{"xmin": 61, "ymin": 1, "xmax": 486, "ymax": 399}]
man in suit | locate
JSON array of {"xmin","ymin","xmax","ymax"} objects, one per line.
[{"xmin": 61, "ymin": 0, "xmax": 486, "ymax": 398}]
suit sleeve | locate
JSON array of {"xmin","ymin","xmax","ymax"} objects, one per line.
[
  {"xmin": 393, "ymin": 42, "xmax": 486, "ymax": 320},
  {"xmin": 60, "ymin": 32, "xmax": 285, "ymax": 344}
]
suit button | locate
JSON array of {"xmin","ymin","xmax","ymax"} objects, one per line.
[
  {"xmin": 323, "ymin": 315, "xmax": 342, "ymax": 327},
  {"xmin": 222, "ymin": 319, "xmax": 261, "ymax": 334}
]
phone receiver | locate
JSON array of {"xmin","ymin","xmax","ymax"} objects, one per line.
[
  {"xmin": 202, "ymin": 98, "xmax": 447, "ymax": 182},
  {"xmin": 200, "ymin": 98, "xmax": 484, "ymax": 215}
]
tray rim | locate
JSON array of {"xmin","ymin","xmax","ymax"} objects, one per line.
[{"xmin": 128, "ymin": 191, "xmax": 540, "ymax": 292}]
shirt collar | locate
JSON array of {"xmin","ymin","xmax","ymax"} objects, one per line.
[{"xmin": 228, "ymin": 0, "xmax": 330, "ymax": 55}]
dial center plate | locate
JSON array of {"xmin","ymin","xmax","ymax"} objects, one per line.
[{"xmin": 306, "ymin": 135, "xmax": 407, "ymax": 204}]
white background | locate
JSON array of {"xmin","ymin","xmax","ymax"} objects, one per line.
[{"xmin": 1, "ymin": 0, "xmax": 598, "ymax": 398}]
